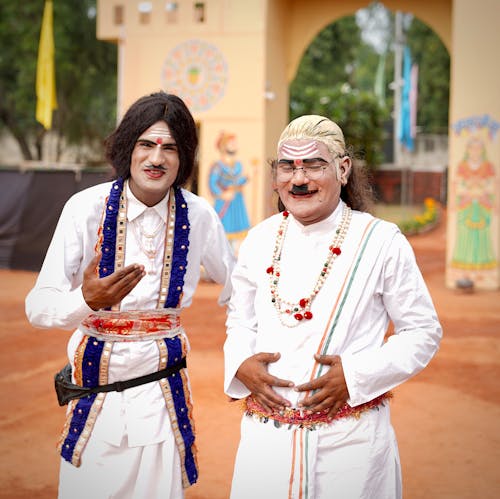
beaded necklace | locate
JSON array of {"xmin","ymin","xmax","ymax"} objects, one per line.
[{"xmin": 267, "ymin": 205, "xmax": 352, "ymax": 328}]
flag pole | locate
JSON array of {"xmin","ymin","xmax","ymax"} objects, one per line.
[
  {"xmin": 393, "ymin": 11, "xmax": 410, "ymax": 208},
  {"xmin": 393, "ymin": 11, "xmax": 403, "ymax": 170}
]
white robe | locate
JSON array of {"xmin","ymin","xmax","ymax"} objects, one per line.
[
  {"xmin": 224, "ymin": 201, "xmax": 442, "ymax": 498},
  {"xmin": 26, "ymin": 182, "xmax": 236, "ymax": 499}
]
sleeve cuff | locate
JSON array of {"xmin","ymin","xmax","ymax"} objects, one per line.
[
  {"xmin": 223, "ymin": 331, "xmax": 255, "ymax": 399},
  {"xmin": 62, "ymin": 287, "xmax": 94, "ymax": 329}
]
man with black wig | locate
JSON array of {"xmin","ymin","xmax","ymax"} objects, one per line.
[{"xmin": 26, "ymin": 91, "xmax": 235, "ymax": 498}]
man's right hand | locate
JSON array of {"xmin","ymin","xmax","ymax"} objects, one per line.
[
  {"xmin": 235, "ymin": 352, "xmax": 294, "ymax": 412},
  {"xmin": 82, "ymin": 254, "xmax": 145, "ymax": 310}
]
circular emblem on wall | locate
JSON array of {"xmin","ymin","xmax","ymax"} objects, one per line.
[{"xmin": 162, "ymin": 39, "xmax": 228, "ymax": 112}]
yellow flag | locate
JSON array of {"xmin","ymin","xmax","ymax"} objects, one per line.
[{"xmin": 36, "ymin": 0, "xmax": 57, "ymax": 130}]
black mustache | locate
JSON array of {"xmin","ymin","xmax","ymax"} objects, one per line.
[
  {"xmin": 145, "ymin": 164, "xmax": 167, "ymax": 172},
  {"xmin": 291, "ymin": 184, "xmax": 311, "ymax": 194}
]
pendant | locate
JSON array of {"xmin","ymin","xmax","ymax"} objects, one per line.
[{"xmin": 147, "ymin": 257, "xmax": 157, "ymax": 275}]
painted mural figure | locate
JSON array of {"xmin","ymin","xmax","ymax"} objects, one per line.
[
  {"xmin": 451, "ymin": 137, "xmax": 497, "ymax": 271},
  {"xmin": 209, "ymin": 132, "xmax": 251, "ymax": 243}
]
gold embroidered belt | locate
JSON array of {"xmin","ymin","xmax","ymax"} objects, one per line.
[
  {"xmin": 80, "ymin": 309, "xmax": 183, "ymax": 341},
  {"xmin": 245, "ymin": 392, "xmax": 392, "ymax": 429}
]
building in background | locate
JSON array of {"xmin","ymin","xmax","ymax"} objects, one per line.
[{"xmin": 1, "ymin": 0, "xmax": 498, "ymax": 289}]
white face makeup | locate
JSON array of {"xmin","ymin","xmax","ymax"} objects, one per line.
[
  {"xmin": 278, "ymin": 140, "xmax": 341, "ymax": 180},
  {"xmin": 275, "ymin": 139, "xmax": 345, "ymax": 226},
  {"xmin": 138, "ymin": 125, "xmax": 174, "ymax": 145},
  {"xmin": 129, "ymin": 121, "xmax": 180, "ymax": 207},
  {"xmin": 278, "ymin": 141, "xmax": 322, "ymax": 161}
]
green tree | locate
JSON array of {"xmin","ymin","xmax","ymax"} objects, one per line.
[
  {"xmin": 406, "ymin": 18, "xmax": 450, "ymax": 134},
  {"xmin": 290, "ymin": 18, "xmax": 361, "ymax": 96},
  {"xmin": 290, "ymin": 17, "xmax": 387, "ymax": 168},
  {"xmin": 0, "ymin": 2, "xmax": 41, "ymax": 159},
  {"xmin": 352, "ymin": 5, "xmax": 450, "ymax": 136},
  {"xmin": 289, "ymin": 5, "xmax": 451, "ymax": 166},
  {"xmin": 0, "ymin": 0, "xmax": 117, "ymax": 162},
  {"xmin": 291, "ymin": 85, "xmax": 388, "ymax": 168}
]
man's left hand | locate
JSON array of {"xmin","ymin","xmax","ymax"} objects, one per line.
[{"xmin": 294, "ymin": 354, "xmax": 349, "ymax": 418}]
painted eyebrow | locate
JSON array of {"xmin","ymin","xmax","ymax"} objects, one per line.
[
  {"xmin": 277, "ymin": 157, "xmax": 329, "ymax": 164},
  {"xmin": 136, "ymin": 138, "xmax": 177, "ymax": 146},
  {"xmin": 302, "ymin": 157, "xmax": 329, "ymax": 164}
]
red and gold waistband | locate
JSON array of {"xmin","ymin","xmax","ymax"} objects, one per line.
[
  {"xmin": 80, "ymin": 309, "xmax": 183, "ymax": 341},
  {"xmin": 244, "ymin": 392, "xmax": 392, "ymax": 429}
]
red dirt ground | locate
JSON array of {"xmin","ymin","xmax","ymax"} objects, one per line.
[{"xmin": 1, "ymin": 215, "xmax": 499, "ymax": 498}]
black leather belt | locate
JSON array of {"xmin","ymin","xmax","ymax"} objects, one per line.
[{"xmin": 54, "ymin": 358, "xmax": 187, "ymax": 406}]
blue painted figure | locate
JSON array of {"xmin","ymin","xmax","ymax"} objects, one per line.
[{"xmin": 209, "ymin": 132, "xmax": 251, "ymax": 242}]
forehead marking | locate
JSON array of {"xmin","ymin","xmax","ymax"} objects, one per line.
[
  {"xmin": 279, "ymin": 142, "xmax": 320, "ymax": 159},
  {"xmin": 139, "ymin": 125, "xmax": 173, "ymax": 142}
]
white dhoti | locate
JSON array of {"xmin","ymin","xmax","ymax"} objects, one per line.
[
  {"xmin": 225, "ymin": 206, "xmax": 441, "ymax": 499},
  {"xmin": 58, "ymin": 430, "xmax": 183, "ymax": 499},
  {"xmin": 58, "ymin": 311, "xmax": 197, "ymax": 498},
  {"xmin": 230, "ymin": 403, "xmax": 401, "ymax": 499}
]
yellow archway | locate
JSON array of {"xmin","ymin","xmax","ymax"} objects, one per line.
[
  {"xmin": 97, "ymin": 0, "xmax": 500, "ymax": 289},
  {"xmin": 282, "ymin": 0, "xmax": 451, "ymax": 83}
]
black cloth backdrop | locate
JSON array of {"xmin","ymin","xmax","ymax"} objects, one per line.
[{"xmin": 0, "ymin": 168, "xmax": 113, "ymax": 271}]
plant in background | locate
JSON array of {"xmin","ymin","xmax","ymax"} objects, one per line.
[{"xmin": 399, "ymin": 197, "xmax": 439, "ymax": 235}]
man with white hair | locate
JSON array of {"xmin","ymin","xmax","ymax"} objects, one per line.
[{"xmin": 224, "ymin": 115, "xmax": 442, "ymax": 498}]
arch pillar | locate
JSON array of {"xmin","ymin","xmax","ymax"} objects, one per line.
[{"xmin": 445, "ymin": 0, "xmax": 500, "ymax": 290}]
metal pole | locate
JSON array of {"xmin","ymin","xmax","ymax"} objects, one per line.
[
  {"xmin": 393, "ymin": 11, "xmax": 408, "ymax": 207},
  {"xmin": 393, "ymin": 11, "xmax": 403, "ymax": 168}
]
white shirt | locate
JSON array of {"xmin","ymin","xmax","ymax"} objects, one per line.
[
  {"xmin": 26, "ymin": 181, "xmax": 235, "ymax": 446},
  {"xmin": 224, "ymin": 201, "xmax": 442, "ymax": 408}
]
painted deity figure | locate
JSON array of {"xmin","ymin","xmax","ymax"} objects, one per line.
[
  {"xmin": 209, "ymin": 132, "xmax": 251, "ymax": 243},
  {"xmin": 451, "ymin": 137, "xmax": 497, "ymax": 271}
]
